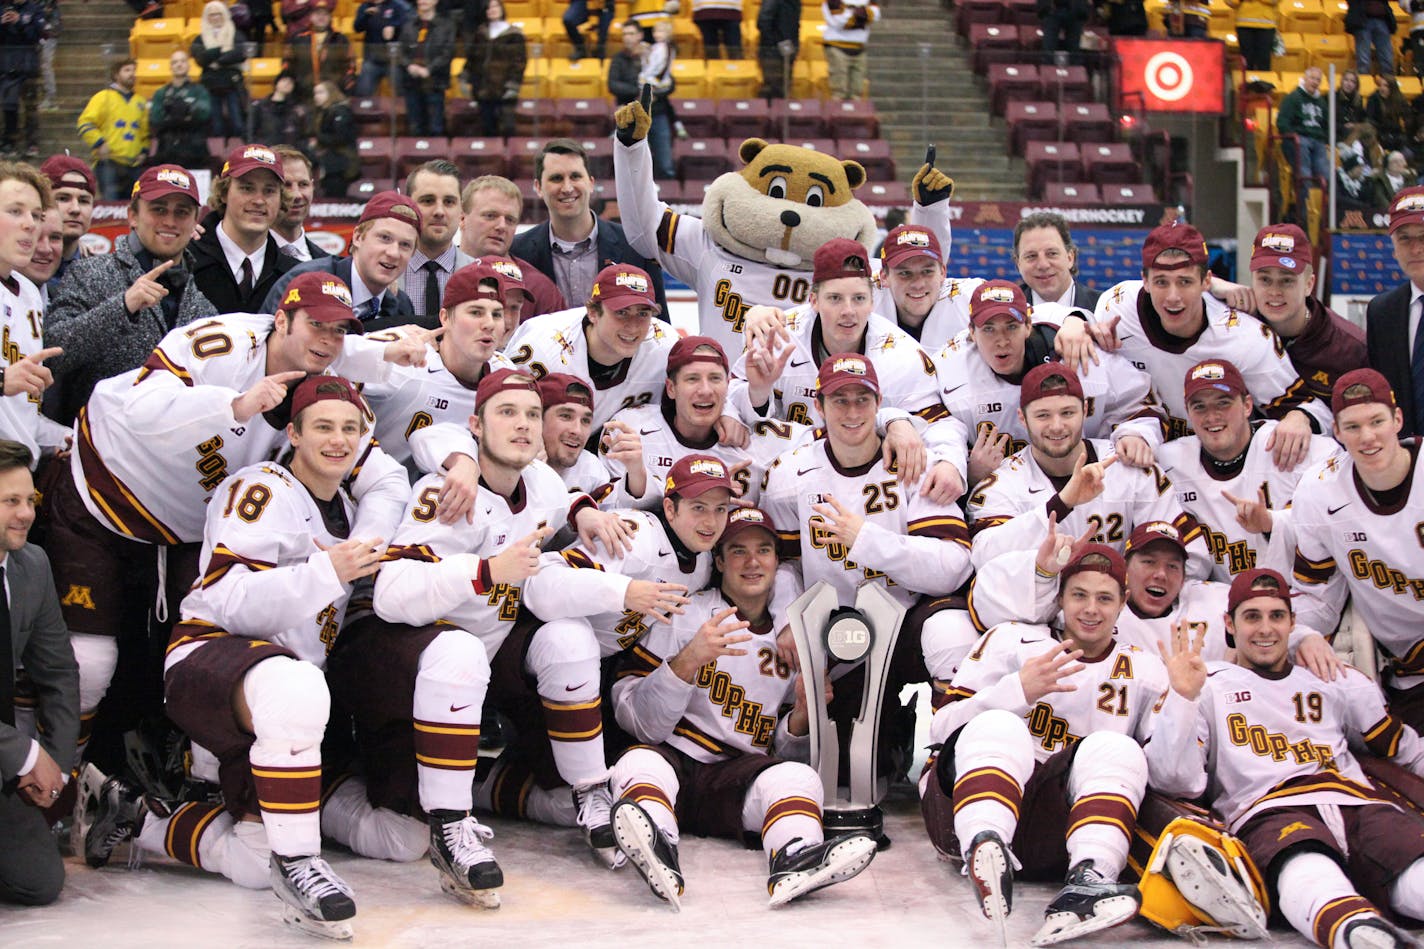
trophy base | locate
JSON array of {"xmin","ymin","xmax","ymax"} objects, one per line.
[{"xmin": 822, "ymin": 805, "xmax": 889, "ymax": 851}]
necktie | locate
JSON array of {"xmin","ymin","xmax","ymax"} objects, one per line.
[
  {"xmin": 1412, "ymin": 296, "xmax": 1424, "ymax": 435},
  {"xmin": 423, "ymin": 259, "xmax": 443, "ymax": 320},
  {"xmin": 238, "ymin": 257, "xmax": 254, "ymax": 299},
  {"xmin": 0, "ymin": 566, "xmax": 13, "ymax": 727},
  {"xmin": 280, "ymin": 243, "xmax": 306, "ymax": 262},
  {"xmin": 356, "ymin": 297, "xmax": 378, "ymax": 323}
]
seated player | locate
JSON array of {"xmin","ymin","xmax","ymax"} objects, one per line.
[
  {"xmin": 536, "ymin": 372, "xmax": 614, "ymax": 497},
  {"xmin": 608, "ymin": 507, "xmax": 878, "ymax": 910},
  {"xmin": 1150, "ymin": 568, "xmax": 1424, "ymax": 949},
  {"xmin": 327, "ymin": 369, "xmax": 627, "ymax": 905},
  {"xmin": 80, "ymin": 377, "xmax": 384, "ymax": 940},
  {"xmin": 873, "ymin": 223, "xmax": 974, "ymax": 349},
  {"xmin": 921, "ymin": 545, "xmax": 1166, "ymax": 946}
]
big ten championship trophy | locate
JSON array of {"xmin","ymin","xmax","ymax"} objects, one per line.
[{"xmin": 787, "ymin": 580, "xmax": 906, "ymax": 845}]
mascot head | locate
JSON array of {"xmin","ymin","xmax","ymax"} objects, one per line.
[{"xmin": 702, "ymin": 139, "xmax": 878, "ymax": 270}]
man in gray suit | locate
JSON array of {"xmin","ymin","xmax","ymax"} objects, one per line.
[
  {"xmin": 402, "ymin": 159, "xmax": 473, "ymax": 326},
  {"xmin": 0, "ymin": 439, "xmax": 79, "ymax": 906}
]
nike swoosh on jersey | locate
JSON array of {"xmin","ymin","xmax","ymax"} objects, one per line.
[
  {"xmin": 564, "ymin": 683, "xmax": 589, "ymax": 692},
  {"xmin": 427, "ymin": 367, "xmax": 443, "ymax": 373},
  {"xmin": 790, "ymin": 359, "xmax": 811, "ymax": 367},
  {"xmin": 942, "ymin": 384, "xmax": 966, "ymax": 395},
  {"xmin": 1327, "ymin": 503, "xmax": 1351, "ymax": 515},
  {"xmin": 639, "ymin": 428, "xmax": 660, "ymax": 436},
  {"xmin": 657, "ymin": 549, "xmax": 673, "ymax": 558},
  {"xmin": 450, "ymin": 703, "xmax": 471, "ymax": 712},
  {"xmin": 797, "ymin": 466, "xmax": 822, "ymax": 476},
  {"xmin": 1027, "ymin": 487, "xmax": 1046, "ymax": 494}
]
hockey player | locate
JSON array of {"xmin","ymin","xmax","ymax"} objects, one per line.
[
  {"xmin": 931, "ymin": 280, "xmax": 1164, "ymax": 484},
  {"xmin": 328, "ymin": 368, "xmax": 632, "ymax": 904},
  {"xmin": 1157, "ymin": 357, "xmax": 1340, "ymax": 581},
  {"xmin": 921, "ymin": 545, "xmax": 1164, "ymax": 946},
  {"xmin": 1059, "ymin": 221, "xmax": 1328, "ymax": 468},
  {"xmin": 1149, "ymin": 567, "xmax": 1424, "ymax": 949},
  {"xmin": 537, "ymin": 371, "xmax": 614, "ymax": 498},
  {"xmin": 608, "ymin": 506, "xmax": 878, "ymax": 910},
  {"xmin": 1292, "ymin": 369, "xmax": 1424, "ymax": 731},
  {"xmin": 874, "ymin": 223, "xmax": 973, "ymax": 349},
  {"xmin": 81, "ymin": 376, "xmax": 383, "ymax": 939}
]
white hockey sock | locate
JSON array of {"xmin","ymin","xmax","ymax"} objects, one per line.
[
  {"xmin": 610, "ymin": 747, "xmax": 679, "ymax": 843},
  {"xmin": 473, "ymin": 758, "xmax": 577, "ymax": 827},
  {"xmin": 1390, "ymin": 857, "xmax": 1424, "ymax": 919},
  {"xmin": 413, "ymin": 630, "xmax": 487, "ymax": 813},
  {"xmin": 952, "ymin": 709, "xmax": 1033, "ymax": 861},
  {"xmin": 527, "ymin": 621, "xmax": 606, "ymax": 788},
  {"xmin": 320, "ymin": 774, "xmax": 428, "ymax": 862},
  {"xmin": 244, "ymin": 658, "xmax": 328, "ymax": 858},
  {"xmin": 139, "ymin": 803, "xmax": 271, "ymax": 889},
  {"xmin": 745, "ymin": 763, "xmax": 822, "ymax": 858},
  {"xmin": 1276, "ymin": 850, "xmax": 1379, "ymax": 949},
  {"xmin": 72, "ymin": 632, "xmax": 118, "ymax": 751}
]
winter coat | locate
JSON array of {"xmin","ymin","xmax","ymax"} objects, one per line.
[
  {"xmin": 149, "ymin": 80, "xmax": 213, "ymax": 168},
  {"xmin": 191, "ymin": 33, "xmax": 249, "ymax": 94},
  {"xmin": 464, "ymin": 21, "xmax": 526, "ymax": 103}
]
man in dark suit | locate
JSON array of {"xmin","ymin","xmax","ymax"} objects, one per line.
[
  {"xmin": 189, "ymin": 144, "xmax": 300, "ymax": 314},
  {"xmin": 510, "ymin": 138, "xmax": 669, "ymax": 318},
  {"xmin": 1012, "ymin": 211, "xmax": 1101, "ymax": 312},
  {"xmin": 0, "ymin": 439, "xmax": 78, "ymax": 906},
  {"xmin": 1367, "ymin": 186, "xmax": 1424, "ymax": 438},
  {"xmin": 263, "ymin": 190, "xmax": 419, "ymax": 331},
  {"xmin": 270, "ymin": 146, "xmax": 331, "ymax": 264}
]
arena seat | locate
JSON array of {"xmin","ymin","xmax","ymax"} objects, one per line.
[
  {"xmin": 1102, "ymin": 182, "xmax": 1157, "ymax": 203},
  {"xmin": 705, "ymin": 60, "xmax": 760, "ymax": 100},
  {"xmin": 547, "ymin": 59, "xmax": 606, "ymax": 99},
  {"xmin": 1062, "ymin": 102, "xmax": 1115, "ymax": 143},
  {"xmin": 1272, "ymin": 32, "xmax": 1310, "ymax": 72},
  {"xmin": 673, "ymin": 138, "xmax": 733, "ymax": 182},
  {"xmin": 1281, "ymin": 0, "xmax": 1327, "ymax": 34},
  {"xmin": 955, "ymin": 0, "xmax": 1005, "ymax": 34},
  {"xmin": 449, "ymin": 137, "xmax": 508, "ymax": 178},
  {"xmin": 130, "ymin": 17, "xmax": 188, "ymax": 58},
  {"xmin": 1302, "ymin": 33, "xmax": 1351, "ymax": 70},
  {"xmin": 822, "ymin": 98, "xmax": 880, "ymax": 139},
  {"xmin": 1004, "ymin": 101, "xmax": 1059, "ymax": 155},
  {"xmin": 1006, "ymin": 0, "xmax": 1040, "ymax": 27},
  {"xmin": 350, "ymin": 96, "xmax": 401, "ymax": 136},
  {"xmin": 396, "ymin": 137, "xmax": 448, "ymax": 178},
  {"xmin": 859, "ymin": 181, "xmax": 910, "ymax": 205},
  {"xmin": 1082, "ymin": 142, "xmax": 1142, "ymax": 184},
  {"xmin": 987, "ymin": 63, "xmax": 1039, "ymax": 116},
  {"xmin": 246, "ymin": 58, "xmax": 282, "ymax": 97},
  {"xmin": 346, "ymin": 178, "xmax": 392, "ymax": 199},
  {"xmin": 670, "ymin": 60, "xmax": 708, "ymax": 97},
  {"xmin": 672, "ymin": 98, "xmax": 720, "ymax": 138},
  {"xmin": 558, "ymin": 97, "xmax": 612, "ymax": 137},
  {"xmin": 718, "ymin": 98, "xmax": 771, "ymax": 141},
  {"xmin": 355, "ymin": 138, "xmax": 396, "ymax": 180},
  {"xmin": 1040, "ymin": 65, "xmax": 1092, "ymax": 103},
  {"xmin": 575, "ymin": 136, "xmax": 613, "ymax": 179},
  {"xmin": 512, "ymin": 97, "xmax": 570, "ymax": 137},
  {"xmin": 1025, "ymin": 141, "xmax": 1082, "ymax": 197},
  {"xmin": 1043, "ymin": 182, "xmax": 1102, "ymax": 205},
  {"xmin": 838, "ymin": 139, "xmax": 895, "ymax": 182},
  {"xmin": 771, "ymin": 98, "xmax": 826, "ymax": 138},
  {"xmin": 968, "ymin": 23, "xmax": 1020, "ymax": 74}
]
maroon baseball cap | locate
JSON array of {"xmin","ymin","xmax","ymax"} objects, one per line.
[
  {"xmin": 1331, "ymin": 367, "xmax": 1397, "ymax": 416},
  {"xmin": 290, "ymin": 374, "xmax": 363, "ymax": 420},
  {"xmin": 812, "ymin": 237, "xmax": 872, "ymax": 285},
  {"xmin": 278, "ymin": 271, "xmax": 359, "ymax": 330},
  {"xmin": 220, "ymin": 143, "xmax": 284, "ymax": 181},
  {"xmin": 1227, "ymin": 567, "xmax": 1296, "ymax": 614},
  {"xmin": 1249, "ymin": 224, "xmax": 1312, "ymax": 272},
  {"xmin": 667, "ymin": 335, "xmax": 728, "ymax": 376},
  {"xmin": 1060, "ymin": 543, "xmax": 1128, "ymax": 594},
  {"xmin": 536, "ymin": 372, "xmax": 594, "ymax": 411},
  {"xmin": 442, "ymin": 261, "xmax": 503, "ymax": 311},
  {"xmin": 477, "ymin": 255, "xmax": 532, "ymax": 302},
  {"xmin": 1141, "ymin": 222, "xmax": 1209, "ymax": 271},
  {"xmin": 880, "ymin": 224, "xmax": 943, "ymax": 269},
  {"xmin": 1389, "ymin": 185, "xmax": 1424, "ymax": 233},
  {"xmin": 132, "ymin": 164, "xmax": 200, "ymax": 204},
  {"xmin": 1183, "ymin": 359, "xmax": 1248, "ymax": 402},
  {"xmin": 970, "ymin": 279, "xmax": 1031, "ymax": 327},
  {"xmin": 589, "ymin": 263, "xmax": 658, "ymax": 312},
  {"xmin": 1020, "ymin": 362, "xmax": 1083, "ymax": 406},
  {"xmin": 1124, "ymin": 520, "xmax": 1187, "ymax": 558},
  {"xmin": 718, "ymin": 506, "xmax": 779, "ymax": 550},
  {"xmin": 474, "ymin": 367, "xmax": 539, "ymax": 411},
  {"xmin": 41, "ymin": 154, "xmax": 96, "ymax": 194},
  {"xmin": 359, "ymin": 190, "xmax": 422, "ymax": 230},
  {"xmin": 816, "ymin": 352, "xmax": 880, "ymax": 397},
  {"xmin": 664, "ymin": 453, "xmax": 734, "ymax": 499}
]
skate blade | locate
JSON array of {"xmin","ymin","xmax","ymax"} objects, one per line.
[
  {"xmin": 969, "ymin": 840, "xmax": 1012, "ymax": 928},
  {"xmin": 613, "ymin": 807, "xmax": 682, "ymax": 911},
  {"xmin": 281, "ymin": 905, "xmax": 354, "ymax": 941},
  {"xmin": 768, "ymin": 835, "xmax": 878, "ymax": 908},
  {"xmin": 74, "ymin": 763, "xmax": 106, "ymax": 844},
  {"xmin": 1166, "ymin": 844, "xmax": 1268, "ymax": 940},
  {"xmin": 439, "ymin": 874, "xmax": 501, "ymax": 909},
  {"xmin": 1029, "ymin": 895, "xmax": 1139, "ymax": 947}
]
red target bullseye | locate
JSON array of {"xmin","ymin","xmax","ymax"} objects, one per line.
[{"xmin": 1144, "ymin": 51, "xmax": 1194, "ymax": 102}]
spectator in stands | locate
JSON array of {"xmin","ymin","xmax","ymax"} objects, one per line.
[
  {"xmin": 189, "ymin": 144, "xmax": 299, "ymax": 314},
  {"xmin": 563, "ymin": 0, "xmax": 613, "ymax": 62},
  {"xmin": 235, "ymin": 0, "xmax": 277, "ymax": 45},
  {"xmin": 511, "ymin": 138, "xmax": 668, "ymax": 315},
  {"xmin": 76, "ymin": 59, "xmax": 148, "ymax": 201},
  {"xmin": 459, "ymin": 174, "xmax": 566, "ymax": 317},
  {"xmin": 399, "ymin": 0, "xmax": 455, "ymax": 136},
  {"xmin": 39, "ymin": 154, "xmax": 95, "ymax": 289},
  {"xmin": 1335, "ymin": 69, "xmax": 1377, "ymax": 159},
  {"xmin": 694, "ymin": 0, "xmax": 743, "ymax": 59},
  {"xmin": 1038, "ymin": 0, "xmax": 1089, "ymax": 66},
  {"xmin": 403, "ymin": 158, "xmax": 471, "ymax": 325},
  {"xmin": 0, "ymin": 0, "xmax": 41, "ymax": 158},
  {"xmin": 1098, "ymin": 0, "xmax": 1148, "ymax": 34},
  {"xmin": 34, "ymin": 0, "xmax": 56, "ymax": 111},
  {"xmin": 1372, "ymin": 150, "xmax": 1411, "ymax": 213},
  {"xmin": 250, "ymin": 70, "xmax": 310, "ymax": 147},
  {"xmin": 609, "ymin": 20, "xmax": 643, "ymax": 105},
  {"xmin": 191, "ymin": 1, "xmax": 249, "ymax": 140},
  {"xmin": 310, "ymin": 79, "xmax": 358, "ymax": 196},
  {"xmin": 463, "ymin": 0, "xmax": 525, "ymax": 137},
  {"xmin": 1277, "ymin": 67, "xmax": 1330, "ymax": 224},
  {"xmin": 1226, "ymin": 0, "xmax": 1279, "ymax": 72},
  {"xmin": 148, "ymin": 50, "xmax": 212, "ymax": 170},
  {"xmin": 284, "ymin": 0, "xmax": 353, "ymax": 100},
  {"xmin": 756, "ymin": 0, "xmax": 799, "ymax": 99},
  {"xmin": 355, "ymin": 0, "xmax": 412, "ymax": 95},
  {"xmin": 1370, "ymin": 73, "xmax": 1412, "ymax": 157},
  {"xmin": 1346, "ymin": 0, "xmax": 1396, "ymax": 76},
  {"xmin": 280, "ymin": 0, "xmax": 318, "ymax": 39},
  {"xmin": 270, "ymin": 144, "xmax": 328, "ymax": 261},
  {"xmin": 46, "ymin": 164, "xmax": 215, "ymax": 425},
  {"xmin": 1336, "ymin": 152, "xmax": 1376, "ymax": 223},
  {"xmin": 638, "ymin": 17, "xmax": 680, "ymax": 180},
  {"xmin": 822, "ymin": 0, "xmax": 878, "ymax": 100},
  {"xmin": 1408, "ymin": 0, "xmax": 1424, "ymax": 80},
  {"xmin": 1165, "ymin": 0, "xmax": 1209, "ymax": 37}
]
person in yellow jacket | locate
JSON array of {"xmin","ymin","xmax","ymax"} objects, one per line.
[
  {"xmin": 1227, "ymin": 0, "xmax": 1280, "ymax": 70},
  {"xmin": 76, "ymin": 58, "xmax": 149, "ymax": 201}
]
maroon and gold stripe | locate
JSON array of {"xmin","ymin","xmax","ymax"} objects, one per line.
[
  {"xmin": 623, "ymin": 781, "xmax": 674, "ymax": 814},
  {"xmin": 135, "ymin": 347, "xmax": 193, "ymax": 387},
  {"xmin": 1293, "ymin": 549, "xmax": 1337, "ymax": 585},
  {"xmin": 952, "ymin": 766, "xmax": 1022, "ymax": 819},
  {"xmin": 542, "ymin": 696, "xmax": 603, "ymax": 742},
  {"xmin": 414, "ymin": 718, "xmax": 481, "ymax": 771},
  {"xmin": 762, "ymin": 795, "xmax": 821, "ymax": 837},
  {"xmin": 201, "ymin": 544, "xmax": 276, "ymax": 588},
  {"xmin": 251, "ymin": 763, "xmax": 323, "ymax": 815},
  {"xmin": 1171, "ymin": 512, "xmax": 1204, "ymax": 545},
  {"xmin": 165, "ymin": 618, "xmax": 231, "ymax": 656},
  {"xmin": 560, "ymin": 548, "xmax": 604, "ymax": 571},
  {"xmin": 969, "ymin": 515, "xmax": 1010, "ymax": 536},
  {"xmin": 1066, "ymin": 791, "xmax": 1137, "ymax": 841},
  {"xmin": 656, "ymin": 209, "xmax": 679, "ymax": 256},
  {"xmin": 1364, "ymin": 713, "xmax": 1406, "ymax": 759},
  {"xmin": 908, "ymin": 514, "xmax": 971, "ymax": 547},
  {"xmin": 672, "ymin": 718, "xmax": 729, "ymax": 757},
  {"xmin": 488, "ymin": 762, "xmax": 534, "ymax": 818},
  {"xmin": 1313, "ymin": 895, "xmax": 1377, "ymax": 949},
  {"xmin": 163, "ymin": 801, "xmax": 226, "ymax": 867},
  {"xmin": 380, "ymin": 543, "xmax": 440, "ymax": 564},
  {"xmin": 76, "ymin": 407, "xmax": 181, "ymax": 545}
]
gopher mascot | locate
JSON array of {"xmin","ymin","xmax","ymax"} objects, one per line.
[{"xmin": 612, "ymin": 86, "xmax": 954, "ymax": 358}]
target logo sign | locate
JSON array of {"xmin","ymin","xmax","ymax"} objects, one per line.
[{"xmin": 1117, "ymin": 39, "xmax": 1225, "ymax": 114}]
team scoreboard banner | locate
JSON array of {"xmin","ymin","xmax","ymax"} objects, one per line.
[{"xmin": 1116, "ymin": 38, "xmax": 1227, "ymax": 115}]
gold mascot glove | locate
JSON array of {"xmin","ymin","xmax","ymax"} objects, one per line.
[
  {"xmin": 615, "ymin": 84, "xmax": 654, "ymax": 148},
  {"xmin": 911, "ymin": 144, "xmax": 955, "ymax": 206}
]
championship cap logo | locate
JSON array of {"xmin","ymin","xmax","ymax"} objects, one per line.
[
  {"xmin": 1398, "ymin": 193, "xmax": 1424, "ymax": 213},
  {"xmin": 1260, "ymin": 232, "xmax": 1295, "ymax": 254},
  {"xmin": 321, "ymin": 280, "xmax": 353, "ymax": 306},
  {"xmin": 491, "ymin": 259, "xmax": 523, "ymax": 280},
  {"xmin": 1140, "ymin": 520, "xmax": 1177, "ymax": 539},
  {"xmin": 615, "ymin": 271, "xmax": 649, "ymax": 294},
  {"xmin": 689, "ymin": 458, "xmax": 727, "ymax": 478},
  {"xmin": 832, "ymin": 356, "xmax": 868, "ymax": 375},
  {"xmin": 283, "ymin": 287, "xmax": 301, "ymax": 305},
  {"xmin": 895, "ymin": 228, "xmax": 931, "ymax": 248},
  {"xmin": 979, "ymin": 285, "xmax": 1016, "ymax": 304},
  {"xmin": 1190, "ymin": 363, "xmax": 1226, "ymax": 381},
  {"xmin": 157, "ymin": 168, "xmax": 191, "ymax": 188},
  {"xmin": 243, "ymin": 145, "xmax": 276, "ymax": 165}
]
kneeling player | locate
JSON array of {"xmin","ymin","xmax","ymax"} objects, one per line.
[
  {"xmin": 1150, "ymin": 568, "xmax": 1424, "ymax": 949},
  {"xmin": 921, "ymin": 545, "xmax": 1166, "ymax": 946},
  {"xmin": 81, "ymin": 377, "xmax": 384, "ymax": 940},
  {"xmin": 607, "ymin": 507, "xmax": 877, "ymax": 910}
]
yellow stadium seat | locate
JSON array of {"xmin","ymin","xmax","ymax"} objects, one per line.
[
  {"xmin": 519, "ymin": 58, "xmax": 549, "ymax": 98},
  {"xmin": 790, "ymin": 59, "xmax": 828, "ymax": 98},
  {"xmin": 1323, "ymin": 0, "xmax": 1348, "ymax": 33},
  {"xmin": 1241, "ymin": 68, "xmax": 1281, "ymax": 88},
  {"xmin": 503, "ymin": 0, "xmax": 545, "ymax": 18},
  {"xmin": 1399, "ymin": 75, "xmax": 1423, "ymax": 98},
  {"xmin": 671, "ymin": 17, "xmax": 701, "ymax": 59},
  {"xmin": 131, "ymin": 18, "xmax": 189, "ymax": 59},
  {"xmin": 133, "ymin": 59, "xmax": 171, "ymax": 98},
  {"xmin": 246, "ymin": 57, "xmax": 283, "ymax": 96},
  {"xmin": 669, "ymin": 59, "xmax": 707, "ymax": 96},
  {"xmin": 704, "ymin": 59, "xmax": 760, "ymax": 99},
  {"xmin": 535, "ymin": 17, "xmax": 574, "ymax": 58},
  {"xmin": 1302, "ymin": 32, "xmax": 1351, "ymax": 70},
  {"xmin": 1281, "ymin": 0, "xmax": 1327, "ymax": 33},
  {"xmin": 1272, "ymin": 32, "xmax": 1309, "ymax": 71},
  {"xmin": 798, "ymin": 20, "xmax": 825, "ymax": 61},
  {"xmin": 548, "ymin": 58, "xmax": 608, "ymax": 98},
  {"xmin": 1210, "ymin": 4, "xmax": 1233, "ymax": 33}
]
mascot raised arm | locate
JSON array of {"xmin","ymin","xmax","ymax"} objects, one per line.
[{"xmin": 612, "ymin": 85, "xmax": 955, "ymax": 357}]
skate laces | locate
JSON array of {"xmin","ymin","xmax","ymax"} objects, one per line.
[
  {"xmin": 574, "ymin": 784, "xmax": 612, "ymax": 832},
  {"xmin": 286, "ymin": 856, "xmax": 351, "ymax": 900},
  {"xmin": 445, "ymin": 816, "xmax": 496, "ymax": 868}
]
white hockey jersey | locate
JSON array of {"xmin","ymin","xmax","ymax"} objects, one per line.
[
  {"xmin": 504, "ymin": 306, "xmax": 676, "ymax": 437},
  {"xmin": 372, "ymin": 460, "xmax": 587, "ymax": 654},
  {"xmin": 520, "ymin": 507, "xmax": 713, "ymax": 657},
  {"xmin": 871, "ymin": 275, "xmax": 980, "ymax": 352},
  {"xmin": 170, "ymin": 462, "xmax": 359, "ymax": 668},
  {"xmin": 1092, "ymin": 281, "xmax": 1329, "ymax": 437},
  {"xmin": 1147, "ymin": 663, "xmax": 1424, "ymax": 831},
  {"xmin": 0, "ymin": 273, "xmax": 69, "ymax": 462},
  {"xmin": 760, "ymin": 437, "xmax": 973, "ymax": 608},
  {"xmin": 928, "ymin": 621, "xmax": 1169, "ymax": 761}
]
